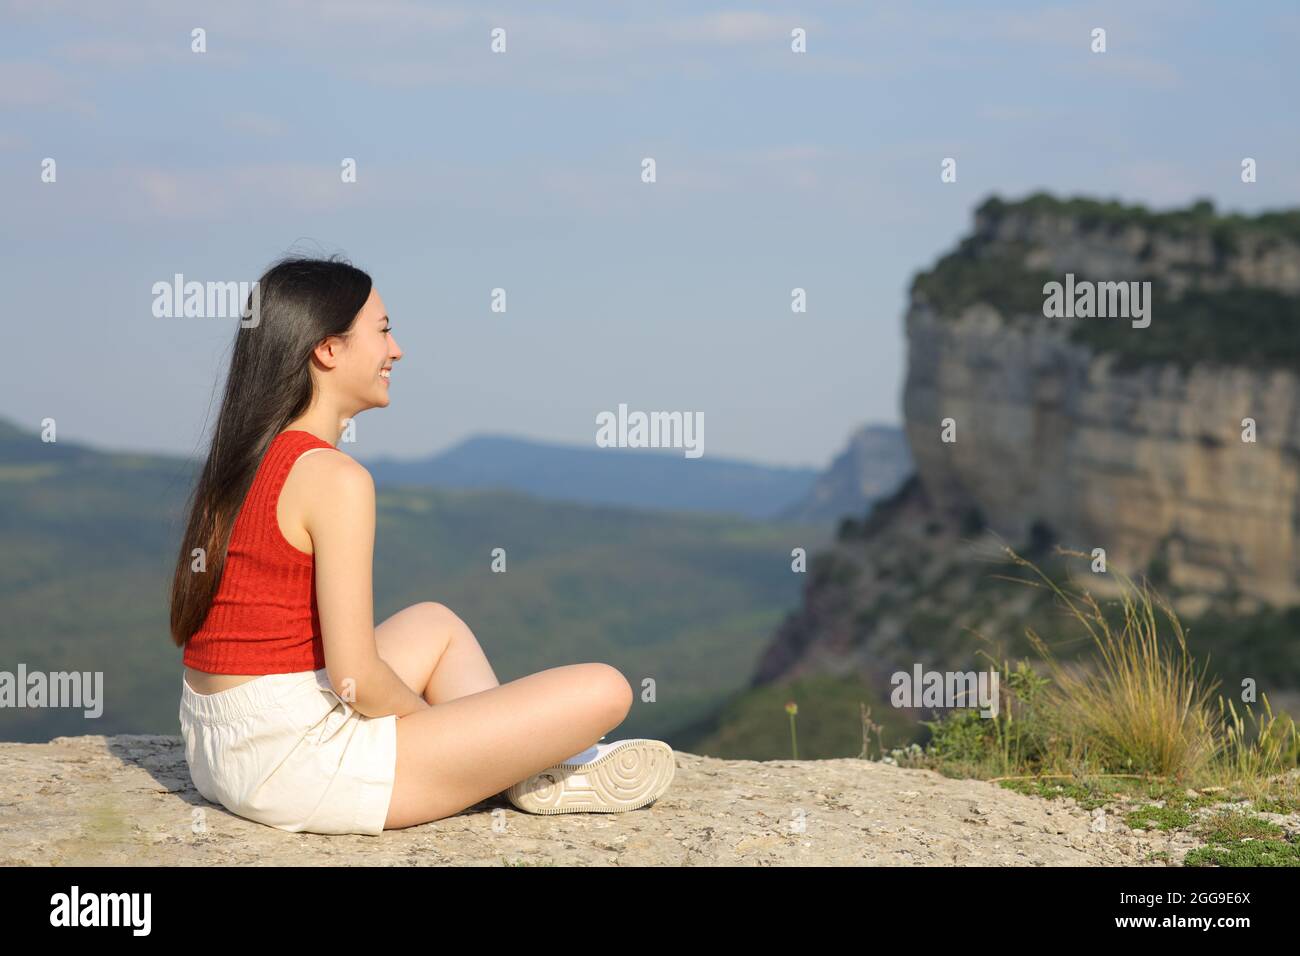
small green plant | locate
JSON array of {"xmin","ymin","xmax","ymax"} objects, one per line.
[
  {"xmin": 1193, "ymin": 810, "xmax": 1285, "ymax": 844},
  {"xmin": 785, "ymin": 699, "xmax": 799, "ymax": 760},
  {"xmin": 858, "ymin": 701, "xmax": 885, "ymax": 760},
  {"xmin": 1253, "ymin": 794, "xmax": 1300, "ymax": 814},
  {"xmin": 1125, "ymin": 805, "xmax": 1194, "ymax": 831},
  {"xmin": 882, "ymin": 742, "xmax": 926, "ymax": 768},
  {"xmin": 908, "ymin": 656, "xmax": 1057, "ymax": 779},
  {"xmin": 1182, "ymin": 806, "xmax": 1300, "ymax": 868},
  {"xmin": 1184, "ymin": 838, "xmax": 1300, "ymax": 867},
  {"xmin": 1212, "ymin": 693, "xmax": 1300, "ymax": 792},
  {"xmin": 994, "ymin": 545, "xmax": 1221, "ymax": 780}
]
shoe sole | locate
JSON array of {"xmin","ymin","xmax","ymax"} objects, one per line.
[{"xmin": 505, "ymin": 739, "xmax": 675, "ymax": 814}]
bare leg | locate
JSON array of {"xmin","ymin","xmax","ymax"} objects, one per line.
[
  {"xmin": 384, "ymin": 662, "xmax": 632, "ymax": 829},
  {"xmin": 372, "ymin": 602, "xmax": 634, "ymax": 829},
  {"xmin": 373, "ymin": 602, "xmax": 500, "ymax": 704}
]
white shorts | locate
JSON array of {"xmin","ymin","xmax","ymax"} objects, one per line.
[{"xmin": 179, "ymin": 668, "xmax": 398, "ymax": 836}]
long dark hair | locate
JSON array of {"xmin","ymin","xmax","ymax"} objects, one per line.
[{"xmin": 168, "ymin": 254, "xmax": 372, "ymax": 648}]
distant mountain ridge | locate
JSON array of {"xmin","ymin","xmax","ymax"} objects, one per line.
[
  {"xmin": 0, "ymin": 416, "xmax": 831, "ymax": 744},
  {"xmin": 0, "ymin": 417, "xmax": 910, "ymax": 525},
  {"xmin": 365, "ymin": 427, "xmax": 910, "ymax": 524},
  {"xmin": 775, "ymin": 424, "xmax": 911, "ymax": 524},
  {"xmin": 362, "ymin": 432, "xmax": 818, "ymax": 521}
]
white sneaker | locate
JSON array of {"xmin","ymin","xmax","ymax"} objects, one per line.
[
  {"xmin": 559, "ymin": 734, "xmax": 607, "ymax": 765},
  {"xmin": 506, "ymin": 739, "xmax": 675, "ymax": 815}
]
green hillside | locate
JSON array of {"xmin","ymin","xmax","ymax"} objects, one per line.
[
  {"xmin": 0, "ymin": 438, "xmax": 831, "ymax": 745},
  {"xmin": 673, "ymin": 673, "xmax": 928, "ymax": 761}
]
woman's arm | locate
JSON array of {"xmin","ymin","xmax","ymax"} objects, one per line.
[{"xmin": 305, "ymin": 452, "xmax": 431, "ymax": 718}]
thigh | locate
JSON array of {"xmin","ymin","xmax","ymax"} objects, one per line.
[{"xmin": 384, "ymin": 662, "xmax": 633, "ymax": 829}]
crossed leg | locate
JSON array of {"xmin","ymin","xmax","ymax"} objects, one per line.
[{"xmin": 374, "ymin": 602, "xmax": 633, "ymax": 830}]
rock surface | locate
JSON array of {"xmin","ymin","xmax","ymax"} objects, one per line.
[
  {"xmin": 778, "ymin": 424, "xmax": 912, "ymax": 525},
  {"xmin": 0, "ymin": 734, "xmax": 1234, "ymax": 866},
  {"xmin": 902, "ymin": 201, "xmax": 1300, "ymax": 606}
]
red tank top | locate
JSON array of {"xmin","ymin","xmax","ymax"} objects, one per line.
[{"xmin": 183, "ymin": 429, "xmax": 336, "ymax": 674}]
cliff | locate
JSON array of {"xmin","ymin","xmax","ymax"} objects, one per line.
[
  {"xmin": 903, "ymin": 194, "xmax": 1300, "ymax": 606},
  {"xmin": 751, "ymin": 194, "xmax": 1300, "ymax": 704},
  {"xmin": 0, "ymin": 733, "xmax": 1272, "ymax": 866},
  {"xmin": 777, "ymin": 424, "xmax": 912, "ymax": 525}
]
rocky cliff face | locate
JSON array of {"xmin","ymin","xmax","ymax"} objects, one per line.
[
  {"xmin": 750, "ymin": 194, "xmax": 1300, "ymax": 699},
  {"xmin": 902, "ymin": 195, "xmax": 1300, "ymax": 606},
  {"xmin": 971, "ymin": 198, "xmax": 1300, "ymax": 298},
  {"xmin": 777, "ymin": 424, "xmax": 912, "ymax": 525}
]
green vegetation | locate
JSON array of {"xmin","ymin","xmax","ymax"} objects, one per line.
[
  {"xmin": 679, "ymin": 673, "xmax": 926, "ymax": 761},
  {"xmin": 809, "ymin": 551, "xmax": 861, "ymax": 588},
  {"xmin": 1185, "ymin": 838, "xmax": 1300, "ymax": 867},
  {"xmin": 837, "ymin": 473, "xmax": 920, "ymax": 542},
  {"xmin": 1194, "ymin": 809, "xmax": 1286, "ymax": 843},
  {"xmin": 867, "ymin": 545, "xmax": 1300, "ymax": 866},
  {"xmin": 911, "ymin": 193, "xmax": 1300, "ymax": 370},
  {"xmin": 910, "ymin": 237, "xmax": 1056, "ymax": 318},
  {"xmin": 978, "ymin": 192, "xmax": 1300, "ymax": 246},
  {"xmin": 1184, "ymin": 810, "xmax": 1300, "ymax": 866},
  {"xmin": 1125, "ymin": 805, "xmax": 1194, "ymax": 831},
  {"xmin": 0, "ymin": 438, "xmax": 823, "ymax": 744},
  {"xmin": 1070, "ymin": 284, "xmax": 1300, "ymax": 371}
]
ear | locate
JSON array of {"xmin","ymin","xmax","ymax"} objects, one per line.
[{"xmin": 312, "ymin": 335, "xmax": 345, "ymax": 369}]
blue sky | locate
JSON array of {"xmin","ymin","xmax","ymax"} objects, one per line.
[{"xmin": 2, "ymin": 1, "xmax": 1297, "ymax": 468}]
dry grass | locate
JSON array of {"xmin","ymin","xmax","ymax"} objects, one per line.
[{"xmin": 897, "ymin": 543, "xmax": 1298, "ymax": 800}]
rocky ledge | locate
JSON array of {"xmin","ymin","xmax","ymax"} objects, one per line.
[{"xmin": 5, "ymin": 734, "xmax": 1290, "ymax": 866}]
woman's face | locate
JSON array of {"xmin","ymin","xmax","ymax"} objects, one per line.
[{"xmin": 342, "ymin": 286, "xmax": 402, "ymax": 409}]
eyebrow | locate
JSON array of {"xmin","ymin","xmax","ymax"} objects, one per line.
[{"xmin": 378, "ymin": 314, "xmax": 389, "ymax": 323}]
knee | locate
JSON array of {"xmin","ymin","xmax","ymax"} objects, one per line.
[
  {"xmin": 419, "ymin": 602, "xmax": 471, "ymax": 639},
  {"xmin": 418, "ymin": 600, "xmax": 452, "ymax": 623},
  {"xmin": 591, "ymin": 663, "xmax": 633, "ymax": 722}
]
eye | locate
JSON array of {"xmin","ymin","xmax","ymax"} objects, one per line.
[{"xmin": 382, "ymin": 325, "xmax": 392, "ymax": 333}]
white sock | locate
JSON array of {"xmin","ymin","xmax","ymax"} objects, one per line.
[{"xmin": 561, "ymin": 736, "xmax": 609, "ymax": 764}]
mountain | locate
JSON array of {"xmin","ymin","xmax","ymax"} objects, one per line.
[
  {"xmin": 362, "ymin": 432, "xmax": 823, "ymax": 521},
  {"xmin": 904, "ymin": 192, "xmax": 1300, "ymax": 606},
  {"xmin": 676, "ymin": 193, "xmax": 1300, "ymax": 757},
  {"xmin": 0, "ymin": 417, "xmax": 908, "ymax": 529},
  {"xmin": 775, "ymin": 424, "xmax": 912, "ymax": 524},
  {"xmin": 0, "ymin": 418, "xmax": 830, "ymax": 745}
]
